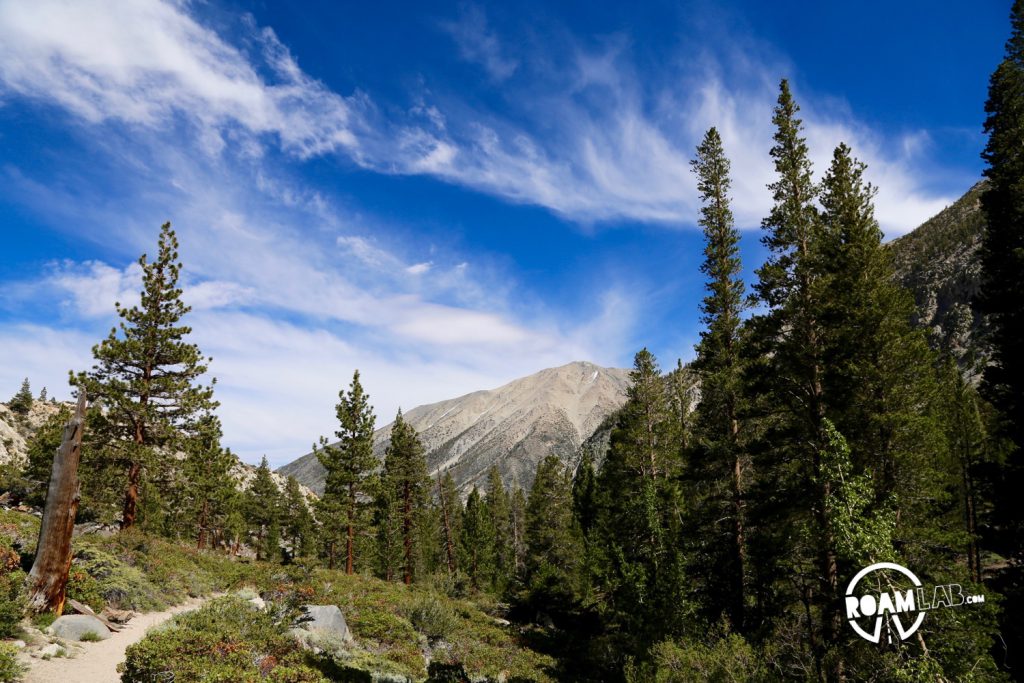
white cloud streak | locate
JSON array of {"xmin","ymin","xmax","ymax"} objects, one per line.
[{"xmin": 0, "ymin": 0, "xmax": 962, "ymax": 234}]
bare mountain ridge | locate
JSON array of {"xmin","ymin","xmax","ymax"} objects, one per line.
[{"xmin": 278, "ymin": 361, "xmax": 632, "ymax": 495}]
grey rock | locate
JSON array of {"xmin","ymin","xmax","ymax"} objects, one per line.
[
  {"xmin": 297, "ymin": 604, "xmax": 353, "ymax": 644},
  {"xmin": 247, "ymin": 596, "xmax": 267, "ymax": 610},
  {"xmin": 50, "ymin": 614, "xmax": 110, "ymax": 641},
  {"xmin": 10, "ymin": 640, "xmax": 25, "ymax": 649},
  {"xmin": 36, "ymin": 643, "xmax": 66, "ymax": 658}
]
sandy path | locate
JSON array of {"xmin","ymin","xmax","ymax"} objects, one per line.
[{"xmin": 22, "ymin": 597, "xmax": 208, "ymax": 683}]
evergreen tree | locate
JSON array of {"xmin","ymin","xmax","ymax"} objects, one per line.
[
  {"xmin": 180, "ymin": 414, "xmax": 237, "ymax": 550},
  {"xmin": 591, "ymin": 349, "xmax": 686, "ymax": 648},
  {"xmin": 313, "ymin": 370, "xmax": 377, "ymax": 574},
  {"xmin": 8, "ymin": 378, "xmax": 32, "ymax": 416},
  {"xmin": 688, "ymin": 126, "xmax": 750, "ymax": 631},
  {"xmin": 747, "ymin": 81, "xmax": 840, "ymax": 679},
  {"xmin": 979, "ymin": 0, "xmax": 1024, "ymax": 557},
  {"xmin": 436, "ymin": 471, "xmax": 461, "ymax": 574},
  {"xmin": 74, "ymin": 223, "xmax": 216, "ymax": 530},
  {"xmin": 459, "ymin": 487, "xmax": 495, "ymax": 590},
  {"xmin": 282, "ymin": 476, "xmax": 315, "ymax": 561},
  {"xmin": 378, "ymin": 410, "xmax": 429, "ymax": 584},
  {"xmin": 484, "ymin": 466, "xmax": 513, "ymax": 593},
  {"xmin": 524, "ymin": 454, "xmax": 583, "ymax": 612},
  {"xmin": 246, "ymin": 457, "xmax": 281, "ymax": 562}
]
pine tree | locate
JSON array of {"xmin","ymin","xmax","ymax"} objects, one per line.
[
  {"xmin": 688, "ymin": 126, "xmax": 750, "ymax": 631},
  {"xmin": 74, "ymin": 223, "xmax": 216, "ymax": 531},
  {"xmin": 436, "ymin": 471, "xmax": 461, "ymax": 574},
  {"xmin": 979, "ymin": 0, "xmax": 1024, "ymax": 557},
  {"xmin": 524, "ymin": 454, "xmax": 583, "ymax": 612},
  {"xmin": 484, "ymin": 466, "xmax": 513, "ymax": 593},
  {"xmin": 379, "ymin": 410, "xmax": 429, "ymax": 584},
  {"xmin": 8, "ymin": 378, "xmax": 32, "ymax": 416},
  {"xmin": 747, "ymin": 81, "xmax": 840, "ymax": 679},
  {"xmin": 180, "ymin": 414, "xmax": 237, "ymax": 550},
  {"xmin": 459, "ymin": 487, "xmax": 495, "ymax": 590},
  {"xmin": 282, "ymin": 476, "xmax": 315, "ymax": 561},
  {"xmin": 591, "ymin": 349, "xmax": 686, "ymax": 647},
  {"xmin": 314, "ymin": 370, "xmax": 377, "ymax": 574},
  {"xmin": 246, "ymin": 457, "xmax": 281, "ymax": 562}
]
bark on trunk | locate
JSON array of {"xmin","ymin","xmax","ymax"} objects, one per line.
[
  {"xmin": 25, "ymin": 390, "xmax": 87, "ymax": 615},
  {"xmin": 437, "ymin": 477, "xmax": 456, "ymax": 574},
  {"xmin": 346, "ymin": 483, "xmax": 355, "ymax": 575}
]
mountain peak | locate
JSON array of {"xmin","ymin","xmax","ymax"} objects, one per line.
[{"xmin": 278, "ymin": 361, "xmax": 631, "ymax": 495}]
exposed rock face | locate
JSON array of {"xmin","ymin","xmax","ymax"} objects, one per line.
[
  {"xmin": 0, "ymin": 399, "xmax": 70, "ymax": 467},
  {"xmin": 279, "ymin": 361, "xmax": 631, "ymax": 495},
  {"xmin": 889, "ymin": 181, "xmax": 990, "ymax": 380}
]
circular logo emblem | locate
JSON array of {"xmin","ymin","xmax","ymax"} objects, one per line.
[{"xmin": 845, "ymin": 562, "xmax": 925, "ymax": 643}]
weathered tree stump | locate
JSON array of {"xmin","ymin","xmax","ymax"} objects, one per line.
[{"xmin": 25, "ymin": 389, "xmax": 87, "ymax": 615}]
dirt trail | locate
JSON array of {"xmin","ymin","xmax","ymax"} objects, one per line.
[{"xmin": 21, "ymin": 597, "xmax": 207, "ymax": 683}]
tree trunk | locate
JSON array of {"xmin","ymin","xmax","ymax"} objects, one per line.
[
  {"xmin": 438, "ymin": 477, "xmax": 456, "ymax": 574},
  {"xmin": 121, "ymin": 460, "xmax": 142, "ymax": 531},
  {"xmin": 347, "ymin": 483, "xmax": 355, "ymax": 575},
  {"xmin": 403, "ymin": 482, "xmax": 413, "ymax": 585},
  {"xmin": 26, "ymin": 390, "xmax": 87, "ymax": 615}
]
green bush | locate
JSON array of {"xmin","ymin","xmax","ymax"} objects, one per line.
[
  {"xmin": 70, "ymin": 546, "xmax": 164, "ymax": 611},
  {"xmin": 636, "ymin": 632, "xmax": 768, "ymax": 683},
  {"xmin": 0, "ymin": 643, "xmax": 25, "ymax": 683},
  {"xmin": 119, "ymin": 596, "xmax": 326, "ymax": 683},
  {"xmin": 407, "ymin": 594, "xmax": 458, "ymax": 641},
  {"xmin": 0, "ymin": 569, "xmax": 25, "ymax": 639}
]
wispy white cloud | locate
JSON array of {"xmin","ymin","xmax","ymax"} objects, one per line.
[
  {"xmin": 0, "ymin": 0, "xmax": 963, "ymax": 233},
  {"xmin": 440, "ymin": 6, "xmax": 519, "ymax": 81}
]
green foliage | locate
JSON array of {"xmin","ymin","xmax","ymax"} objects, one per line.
[
  {"xmin": 524, "ymin": 454, "xmax": 583, "ymax": 614},
  {"xmin": 177, "ymin": 414, "xmax": 239, "ymax": 550},
  {"xmin": 314, "ymin": 370, "xmax": 377, "ymax": 574},
  {"xmin": 687, "ymin": 126, "xmax": 750, "ymax": 632},
  {"xmin": 0, "ymin": 642, "xmax": 25, "ymax": 683},
  {"xmin": 119, "ymin": 596, "xmax": 326, "ymax": 682},
  {"xmin": 377, "ymin": 410, "xmax": 430, "ymax": 584},
  {"xmin": 247, "ymin": 457, "xmax": 283, "ymax": 562},
  {"xmin": 638, "ymin": 631, "xmax": 768, "ymax": 683},
  {"xmin": 0, "ymin": 569, "xmax": 25, "ymax": 639},
  {"xmin": 7, "ymin": 378, "xmax": 32, "ymax": 416},
  {"xmin": 458, "ymin": 487, "xmax": 495, "ymax": 591},
  {"xmin": 406, "ymin": 594, "xmax": 458, "ymax": 640},
  {"xmin": 283, "ymin": 476, "xmax": 315, "ymax": 561},
  {"xmin": 79, "ymin": 630, "xmax": 103, "ymax": 642}
]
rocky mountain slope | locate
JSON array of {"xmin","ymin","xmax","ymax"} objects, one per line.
[
  {"xmin": 279, "ymin": 361, "xmax": 632, "ymax": 495},
  {"xmin": 889, "ymin": 181, "xmax": 990, "ymax": 379}
]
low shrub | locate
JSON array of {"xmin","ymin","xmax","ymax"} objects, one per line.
[
  {"xmin": 0, "ymin": 569, "xmax": 25, "ymax": 639},
  {"xmin": 0, "ymin": 643, "xmax": 25, "ymax": 683},
  {"xmin": 119, "ymin": 596, "xmax": 326, "ymax": 683},
  {"xmin": 407, "ymin": 594, "xmax": 458, "ymax": 641}
]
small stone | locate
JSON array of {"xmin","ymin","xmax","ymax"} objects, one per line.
[
  {"xmin": 10, "ymin": 640, "xmax": 25, "ymax": 649},
  {"xmin": 296, "ymin": 605, "xmax": 353, "ymax": 645},
  {"xmin": 247, "ymin": 596, "xmax": 266, "ymax": 610},
  {"xmin": 37, "ymin": 643, "xmax": 65, "ymax": 658}
]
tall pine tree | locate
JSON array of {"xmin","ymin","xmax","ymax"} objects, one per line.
[
  {"xmin": 74, "ymin": 223, "xmax": 216, "ymax": 530},
  {"xmin": 378, "ymin": 410, "xmax": 429, "ymax": 584},
  {"xmin": 314, "ymin": 370, "xmax": 377, "ymax": 573},
  {"xmin": 979, "ymin": 0, "xmax": 1024, "ymax": 558},
  {"xmin": 688, "ymin": 126, "xmax": 750, "ymax": 632}
]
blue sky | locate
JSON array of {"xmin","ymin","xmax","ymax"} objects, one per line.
[{"xmin": 0, "ymin": 0, "xmax": 1009, "ymax": 466}]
